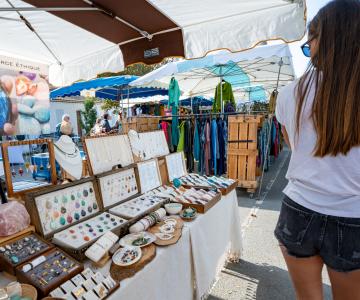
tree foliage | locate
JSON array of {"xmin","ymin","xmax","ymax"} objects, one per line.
[
  {"xmin": 101, "ymin": 99, "xmax": 120, "ymax": 114},
  {"xmin": 80, "ymin": 98, "xmax": 97, "ymax": 135},
  {"xmin": 98, "ymin": 58, "xmax": 179, "ymax": 77}
]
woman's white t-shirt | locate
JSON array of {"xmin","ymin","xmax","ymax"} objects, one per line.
[{"xmin": 276, "ymin": 77, "xmax": 360, "ymax": 218}]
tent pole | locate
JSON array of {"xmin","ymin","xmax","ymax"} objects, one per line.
[
  {"xmin": 127, "ymin": 87, "xmax": 130, "ymax": 121},
  {"xmin": 257, "ymin": 58, "xmax": 284, "ymax": 200}
]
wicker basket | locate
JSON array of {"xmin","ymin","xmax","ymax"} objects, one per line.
[{"xmin": 21, "ymin": 284, "xmax": 37, "ymax": 300}]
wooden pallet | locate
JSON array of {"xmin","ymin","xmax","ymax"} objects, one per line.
[{"xmin": 227, "ymin": 115, "xmax": 263, "ymax": 192}]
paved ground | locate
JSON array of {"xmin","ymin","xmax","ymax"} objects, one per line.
[{"xmin": 208, "ymin": 148, "xmax": 333, "ymax": 300}]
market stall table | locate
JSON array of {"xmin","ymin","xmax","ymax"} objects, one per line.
[
  {"xmin": 97, "ymin": 190, "xmax": 241, "ymax": 300},
  {"xmin": 0, "ymin": 189, "xmax": 241, "ymax": 299}
]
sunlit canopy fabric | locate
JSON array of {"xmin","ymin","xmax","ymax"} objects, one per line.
[
  {"xmin": 50, "ymin": 75, "xmax": 167, "ymax": 100},
  {"xmin": 1, "ymin": 1, "xmax": 306, "ymax": 87},
  {"xmin": 130, "ymin": 44, "xmax": 295, "ymax": 101}
]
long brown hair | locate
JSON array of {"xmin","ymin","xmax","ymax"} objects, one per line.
[{"xmin": 297, "ymin": 0, "xmax": 360, "ymax": 157}]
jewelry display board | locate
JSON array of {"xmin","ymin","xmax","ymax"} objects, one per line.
[
  {"xmin": 136, "ymin": 159, "xmax": 162, "ymax": 194},
  {"xmin": 109, "ymin": 194, "xmax": 168, "ymax": 220},
  {"xmin": 165, "ymin": 152, "xmax": 187, "ymax": 182},
  {"xmin": 15, "ymin": 248, "xmax": 84, "ymax": 298},
  {"xmin": 1, "ymin": 139, "xmax": 57, "ymax": 199},
  {"xmin": 83, "ymin": 134, "xmax": 134, "ymax": 175},
  {"xmin": 97, "ymin": 167, "xmax": 140, "ymax": 209},
  {"xmin": 128, "ymin": 130, "xmax": 169, "ymax": 161},
  {"xmin": 26, "ymin": 178, "xmax": 101, "ymax": 239},
  {"xmin": 52, "ymin": 212, "xmax": 128, "ymax": 251},
  {"xmin": 0, "ymin": 232, "xmax": 54, "ymax": 275}
]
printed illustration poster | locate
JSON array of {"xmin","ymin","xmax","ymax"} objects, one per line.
[{"xmin": 0, "ymin": 55, "xmax": 50, "ymax": 136}]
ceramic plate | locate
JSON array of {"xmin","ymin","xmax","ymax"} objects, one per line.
[
  {"xmin": 180, "ymin": 207, "xmax": 197, "ymax": 220},
  {"xmin": 112, "ymin": 246, "xmax": 142, "ymax": 266},
  {"xmin": 119, "ymin": 232, "xmax": 157, "ymax": 248}
]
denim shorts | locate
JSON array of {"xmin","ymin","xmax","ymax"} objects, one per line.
[{"xmin": 275, "ymin": 196, "xmax": 360, "ymax": 272}]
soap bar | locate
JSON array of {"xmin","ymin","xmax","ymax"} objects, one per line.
[
  {"xmin": 82, "ymin": 290, "xmax": 99, "ymax": 300},
  {"xmin": 82, "ymin": 278, "xmax": 97, "ymax": 292}
]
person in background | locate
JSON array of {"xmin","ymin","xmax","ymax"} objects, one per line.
[
  {"xmin": 90, "ymin": 118, "xmax": 103, "ymax": 136},
  {"xmin": 112, "ymin": 111, "xmax": 123, "ymax": 133},
  {"xmin": 274, "ymin": 1, "xmax": 360, "ymax": 299},
  {"xmin": 58, "ymin": 114, "xmax": 73, "ymax": 137},
  {"xmin": 102, "ymin": 113, "xmax": 112, "ymax": 133}
]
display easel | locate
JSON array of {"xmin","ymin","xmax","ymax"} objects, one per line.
[{"xmin": 1, "ymin": 139, "xmax": 57, "ymax": 199}]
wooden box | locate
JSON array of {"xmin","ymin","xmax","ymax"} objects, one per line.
[
  {"xmin": 25, "ymin": 178, "xmax": 128, "ymax": 260},
  {"xmin": 82, "ymin": 134, "xmax": 134, "ymax": 176},
  {"xmin": 96, "ymin": 166, "xmax": 141, "ymax": 210},
  {"xmin": 0, "ymin": 232, "xmax": 54, "ymax": 275},
  {"xmin": 164, "ymin": 152, "xmax": 237, "ymax": 195},
  {"xmin": 227, "ymin": 115, "xmax": 263, "ymax": 192},
  {"xmin": 15, "ymin": 248, "xmax": 83, "ymax": 298}
]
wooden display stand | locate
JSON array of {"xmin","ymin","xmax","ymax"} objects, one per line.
[
  {"xmin": 227, "ymin": 115, "xmax": 263, "ymax": 193},
  {"xmin": 122, "ymin": 117, "xmax": 160, "ymax": 134},
  {"xmin": 1, "ymin": 139, "xmax": 57, "ymax": 199}
]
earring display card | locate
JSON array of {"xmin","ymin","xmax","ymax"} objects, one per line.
[
  {"xmin": 31, "ymin": 181, "xmax": 100, "ymax": 237},
  {"xmin": 137, "ymin": 159, "xmax": 162, "ymax": 194},
  {"xmin": 109, "ymin": 194, "xmax": 168, "ymax": 219},
  {"xmin": 129, "ymin": 131, "xmax": 169, "ymax": 161},
  {"xmin": 165, "ymin": 152, "xmax": 187, "ymax": 182},
  {"xmin": 0, "ymin": 233, "xmax": 53, "ymax": 275},
  {"xmin": 98, "ymin": 168, "xmax": 139, "ymax": 208},
  {"xmin": 52, "ymin": 212, "xmax": 128, "ymax": 250},
  {"xmin": 15, "ymin": 248, "xmax": 83, "ymax": 298},
  {"xmin": 85, "ymin": 135, "xmax": 134, "ymax": 175},
  {"xmin": 50, "ymin": 268, "xmax": 119, "ymax": 300}
]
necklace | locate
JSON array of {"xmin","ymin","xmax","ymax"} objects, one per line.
[{"xmin": 54, "ymin": 144, "xmax": 79, "ymax": 158}]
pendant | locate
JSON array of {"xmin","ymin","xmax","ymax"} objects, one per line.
[
  {"xmin": 18, "ymin": 167, "xmax": 24, "ymax": 176},
  {"xmin": 29, "ymin": 165, "xmax": 35, "ymax": 173},
  {"xmin": 24, "ymin": 161, "xmax": 30, "ymax": 172},
  {"xmin": 11, "ymin": 168, "xmax": 16, "ymax": 177}
]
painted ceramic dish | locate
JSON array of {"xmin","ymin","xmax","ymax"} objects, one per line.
[
  {"xmin": 112, "ymin": 246, "xmax": 142, "ymax": 266},
  {"xmin": 180, "ymin": 207, "xmax": 197, "ymax": 220},
  {"xmin": 119, "ymin": 232, "xmax": 156, "ymax": 248}
]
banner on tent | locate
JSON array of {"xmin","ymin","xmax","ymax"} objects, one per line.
[{"xmin": 0, "ymin": 55, "xmax": 50, "ymax": 136}]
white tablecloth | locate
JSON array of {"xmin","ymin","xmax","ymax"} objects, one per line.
[{"xmin": 106, "ymin": 190, "xmax": 242, "ymax": 300}]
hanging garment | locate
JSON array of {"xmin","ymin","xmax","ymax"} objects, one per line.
[
  {"xmin": 212, "ymin": 81, "xmax": 236, "ymax": 112},
  {"xmin": 161, "ymin": 121, "xmax": 169, "ymax": 142},
  {"xmin": 167, "ymin": 122, "xmax": 174, "ymax": 152},
  {"xmin": 205, "ymin": 121, "xmax": 211, "ymax": 175},
  {"xmin": 184, "ymin": 120, "xmax": 194, "ymax": 172},
  {"xmin": 177, "ymin": 121, "xmax": 185, "ymax": 152},
  {"xmin": 199, "ymin": 120, "xmax": 206, "ymax": 174},
  {"xmin": 217, "ymin": 119, "xmax": 226, "ymax": 175},
  {"xmin": 211, "ymin": 119, "xmax": 218, "ymax": 175},
  {"xmin": 171, "ymin": 106, "xmax": 180, "ymax": 147},
  {"xmin": 193, "ymin": 119, "xmax": 200, "ymax": 161},
  {"xmin": 268, "ymin": 90, "xmax": 279, "ymax": 114},
  {"xmin": 168, "ymin": 77, "xmax": 181, "ymax": 108}
]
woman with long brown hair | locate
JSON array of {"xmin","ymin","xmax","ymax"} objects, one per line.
[{"xmin": 274, "ymin": 1, "xmax": 360, "ymax": 299}]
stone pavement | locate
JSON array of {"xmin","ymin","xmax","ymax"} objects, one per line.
[{"xmin": 208, "ymin": 148, "xmax": 332, "ymax": 300}]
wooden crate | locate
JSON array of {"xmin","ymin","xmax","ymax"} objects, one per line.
[{"xmin": 227, "ymin": 115, "xmax": 263, "ymax": 192}]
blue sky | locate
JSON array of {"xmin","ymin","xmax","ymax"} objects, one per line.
[{"xmin": 290, "ymin": 0, "xmax": 330, "ymax": 77}]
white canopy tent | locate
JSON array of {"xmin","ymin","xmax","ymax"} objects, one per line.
[
  {"xmin": 130, "ymin": 44, "xmax": 295, "ymax": 105},
  {"xmin": 0, "ymin": 0, "xmax": 305, "ymax": 87}
]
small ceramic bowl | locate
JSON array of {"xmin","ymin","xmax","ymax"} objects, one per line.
[{"xmin": 164, "ymin": 203, "xmax": 183, "ymax": 215}]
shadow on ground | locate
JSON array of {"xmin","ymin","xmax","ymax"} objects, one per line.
[{"xmin": 208, "ymin": 259, "xmax": 332, "ymax": 300}]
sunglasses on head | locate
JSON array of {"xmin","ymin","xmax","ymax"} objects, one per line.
[{"xmin": 301, "ymin": 36, "xmax": 316, "ymax": 58}]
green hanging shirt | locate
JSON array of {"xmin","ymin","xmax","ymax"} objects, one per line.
[
  {"xmin": 212, "ymin": 81, "xmax": 236, "ymax": 112},
  {"xmin": 168, "ymin": 77, "xmax": 181, "ymax": 108}
]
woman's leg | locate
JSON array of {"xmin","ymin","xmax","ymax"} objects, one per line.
[
  {"xmin": 327, "ymin": 267, "xmax": 360, "ymax": 300},
  {"xmin": 280, "ymin": 246, "xmax": 324, "ymax": 300}
]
